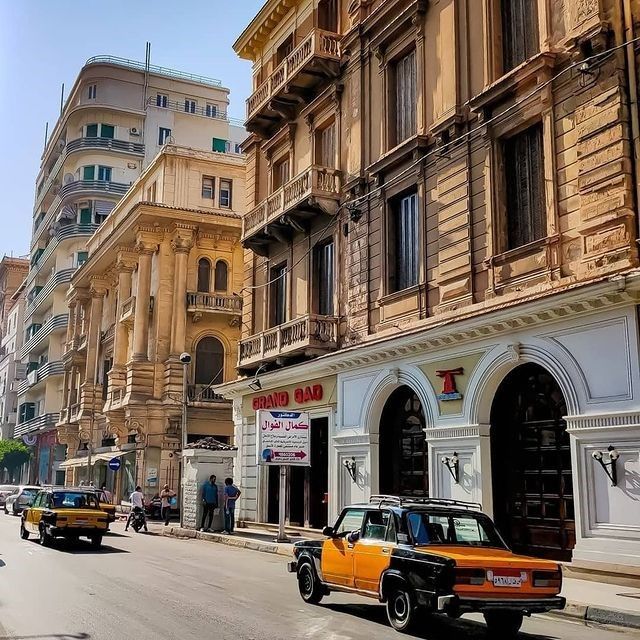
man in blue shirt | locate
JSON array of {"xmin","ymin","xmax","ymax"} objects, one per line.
[
  {"xmin": 223, "ymin": 477, "xmax": 241, "ymax": 534},
  {"xmin": 199, "ymin": 475, "xmax": 218, "ymax": 532}
]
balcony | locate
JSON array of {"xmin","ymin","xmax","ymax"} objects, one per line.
[
  {"xmin": 238, "ymin": 314, "xmax": 338, "ymax": 369},
  {"xmin": 246, "ymin": 29, "xmax": 341, "ymax": 135},
  {"xmin": 14, "ymin": 412, "xmax": 60, "ymax": 438},
  {"xmin": 25, "ymin": 268, "xmax": 75, "ymax": 318},
  {"xmin": 66, "ymin": 137, "xmax": 145, "ymax": 156},
  {"xmin": 242, "ymin": 165, "xmax": 341, "ymax": 252},
  {"xmin": 186, "ymin": 292, "xmax": 242, "ymax": 317},
  {"xmin": 18, "ymin": 314, "xmax": 68, "ymax": 360},
  {"xmin": 59, "ymin": 180, "xmax": 129, "ymax": 200},
  {"xmin": 120, "ymin": 296, "xmax": 135, "ymax": 325},
  {"xmin": 187, "ymin": 384, "xmax": 229, "ymax": 404},
  {"xmin": 16, "ymin": 361, "xmax": 65, "ymax": 396}
]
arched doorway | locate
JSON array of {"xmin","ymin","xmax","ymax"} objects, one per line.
[
  {"xmin": 379, "ymin": 386, "xmax": 428, "ymax": 496},
  {"xmin": 490, "ymin": 363, "xmax": 575, "ymax": 561}
]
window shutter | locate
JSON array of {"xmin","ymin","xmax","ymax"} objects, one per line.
[
  {"xmin": 212, "ymin": 138, "xmax": 227, "ymax": 153},
  {"xmin": 83, "ymin": 166, "xmax": 95, "ymax": 181},
  {"xmin": 79, "ymin": 208, "xmax": 92, "ymax": 224},
  {"xmin": 86, "ymin": 124, "xmax": 98, "ymax": 138},
  {"xmin": 100, "ymin": 124, "xmax": 114, "ymax": 139},
  {"xmin": 501, "ymin": 0, "xmax": 540, "ymax": 72}
]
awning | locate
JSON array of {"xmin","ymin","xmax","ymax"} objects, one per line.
[
  {"xmin": 59, "ymin": 457, "xmax": 89, "ymax": 469},
  {"xmin": 59, "ymin": 451, "xmax": 127, "ymax": 468}
]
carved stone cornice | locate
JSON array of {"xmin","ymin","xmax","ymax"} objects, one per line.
[
  {"xmin": 89, "ymin": 276, "xmax": 109, "ymax": 298},
  {"xmin": 116, "ymin": 247, "xmax": 138, "ymax": 273},
  {"xmin": 135, "ymin": 228, "xmax": 160, "ymax": 255},
  {"xmin": 171, "ymin": 225, "xmax": 196, "ymax": 254}
]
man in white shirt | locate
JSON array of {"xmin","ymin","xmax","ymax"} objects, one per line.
[{"xmin": 125, "ymin": 485, "xmax": 148, "ymax": 532}]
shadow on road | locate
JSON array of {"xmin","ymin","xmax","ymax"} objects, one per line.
[
  {"xmin": 27, "ymin": 539, "xmax": 128, "ymax": 555},
  {"xmin": 0, "ymin": 634, "xmax": 90, "ymax": 639},
  {"xmin": 323, "ymin": 603, "xmax": 559, "ymax": 640}
]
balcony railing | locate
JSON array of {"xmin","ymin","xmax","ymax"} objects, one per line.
[
  {"xmin": 18, "ymin": 314, "xmax": 68, "ymax": 360},
  {"xmin": 59, "ymin": 180, "xmax": 129, "ymax": 200},
  {"xmin": 66, "ymin": 137, "xmax": 145, "ymax": 155},
  {"xmin": 187, "ymin": 384, "xmax": 228, "ymax": 403},
  {"xmin": 242, "ymin": 165, "xmax": 341, "ymax": 241},
  {"xmin": 33, "ymin": 152, "xmax": 65, "ymax": 216},
  {"xmin": 14, "ymin": 412, "xmax": 60, "ymax": 437},
  {"xmin": 238, "ymin": 314, "xmax": 338, "ymax": 368},
  {"xmin": 120, "ymin": 296, "xmax": 135, "ymax": 323},
  {"xmin": 247, "ymin": 29, "xmax": 341, "ymax": 126},
  {"xmin": 16, "ymin": 361, "xmax": 65, "ymax": 396},
  {"xmin": 186, "ymin": 292, "xmax": 242, "ymax": 314},
  {"xmin": 25, "ymin": 268, "xmax": 75, "ymax": 318}
]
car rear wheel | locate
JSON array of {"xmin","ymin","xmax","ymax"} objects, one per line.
[
  {"xmin": 19, "ymin": 521, "xmax": 29, "ymax": 540},
  {"xmin": 90, "ymin": 534, "xmax": 103, "ymax": 550},
  {"xmin": 483, "ymin": 611, "xmax": 524, "ymax": 637},
  {"xmin": 297, "ymin": 562, "xmax": 324, "ymax": 604},
  {"xmin": 386, "ymin": 585, "xmax": 418, "ymax": 633},
  {"xmin": 39, "ymin": 524, "xmax": 53, "ymax": 547}
]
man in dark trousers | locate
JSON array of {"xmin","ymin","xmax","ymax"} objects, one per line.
[{"xmin": 199, "ymin": 475, "xmax": 218, "ymax": 532}]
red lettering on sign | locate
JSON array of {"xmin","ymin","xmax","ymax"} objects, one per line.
[{"xmin": 253, "ymin": 385, "xmax": 324, "ymax": 410}]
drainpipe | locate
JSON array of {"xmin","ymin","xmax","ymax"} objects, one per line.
[{"xmin": 621, "ymin": 0, "xmax": 640, "ymax": 234}]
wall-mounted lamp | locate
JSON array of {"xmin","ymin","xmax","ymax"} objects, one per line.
[
  {"xmin": 343, "ymin": 457, "xmax": 357, "ymax": 482},
  {"xmin": 249, "ymin": 364, "xmax": 267, "ymax": 392},
  {"xmin": 592, "ymin": 445, "xmax": 620, "ymax": 487},
  {"xmin": 441, "ymin": 452, "xmax": 460, "ymax": 484}
]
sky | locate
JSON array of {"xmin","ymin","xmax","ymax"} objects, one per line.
[{"xmin": 0, "ymin": 0, "xmax": 262, "ymax": 259}]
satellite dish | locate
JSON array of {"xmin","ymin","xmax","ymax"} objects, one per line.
[{"xmin": 64, "ymin": 173, "xmax": 74, "ymax": 184}]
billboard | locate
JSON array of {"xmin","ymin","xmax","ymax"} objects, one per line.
[{"xmin": 256, "ymin": 410, "xmax": 311, "ymax": 466}]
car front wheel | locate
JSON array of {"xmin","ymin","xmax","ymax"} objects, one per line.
[
  {"xmin": 20, "ymin": 521, "xmax": 29, "ymax": 540},
  {"xmin": 386, "ymin": 585, "xmax": 418, "ymax": 633},
  {"xmin": 90, "ymin": 534, "xmax": 103, "ymax": 550},
  {"xmin": 39, "ymin": 524, "xmax": 53, "ymax": 547},
  {"xmin": 297, "ymin": 562, "xmax": 323, "ymax": 604},
  {"xmin": 483, "ymin": 611, "xmax": 524, "ymax": 637}
]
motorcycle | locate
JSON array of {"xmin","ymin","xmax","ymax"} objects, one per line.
[{"xmin": 130, "ymin": 506, "xmax": 147, "ymax": 533}]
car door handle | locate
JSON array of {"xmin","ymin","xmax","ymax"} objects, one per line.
[
  {"xmin": 382, "ymin": 548, "xmax": 390, "ymax": 554},
  {"xmin": 347, "ymin": 543, "xmax": 354, "ymax": 549}
]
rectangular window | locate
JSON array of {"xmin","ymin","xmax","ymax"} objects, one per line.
[
  {"xmin": 212, "ymin": 137, "xmax": 227, "ymax": 153},
  {"xmin": 88, "ymin": 84, "xmax": 97, "ymax": 100},
  {"xmin": 79, "ymin": 207, "xmax": 92, "ymax": 224},
  {"xmin": 76, "ymin": 251, "xmax": 89, "ymax": 266},
  {"xmin": 156, "ymin": 93, "xmax": 168, "ymax": 108},
  {"xmin": 317, "ymin": 121, "xmax": 336, "ymax": 168},
  {"xmin": 219, "ymin": 179, "xmax": 232, "ymax": 208},
  {"xmin": 97, "ymin": 166, "xmax": 112, "ymax": 181},
  {"xmin": 184, "ymin": 98, "xmax": 197, "ymax": 113},
  {"xmin": 234, "ymin": 143, "xmax": 242, "ymax": 154},
  {"xmin": 270, "ymin": 263, "xmax": 287, "ymax": 327},
  {"xmin": 389, "ymin": 192, "xmax": 419, "ymax": 293},
  {"xmin": 205, "ymin": 103, "xmax": 218, "ymax": 118},
  {"xmin": 503, "ymin": 123, "xmax": 545, "ymax": 250},
  {"xmin": 501, "ymin": 0, "xmax": 539, "ymax": 72},
  {"xmin": 100, "ymin": 124, "xmax": 115, "ymax": 139},
  {"xmin": 394, "ymin": 49, "xmax": 417, "ymax": 145},
  {"xmin": 159, "ymin": 127, "xmax": 171, "ymax": 145},
  {"xmin": 316, "ymin": 240, "xmax": 335, "ymax": 316},
  {"xmin": 202, "ymin": 176, "xmax": 215, "ymax": 199},
  {"xmin": 82, "ymin": 166, "xmax": 95, "ymax": 181},
  {"xmin": 273, "ymin": 157, "xmax": 290, "ymax": 190},
  {"xmin": 85, "ymin": 123, "xmax": 98, "ymax": 138}
]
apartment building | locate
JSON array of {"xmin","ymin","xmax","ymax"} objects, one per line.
[
  {"xmin": 221, "ymin": 0, "xmax": 640, "ymax": 578},
  {"xmin": 16, "ymin": 55, "xmax": 242, "ymax": 485},
  {"xmin": 57, "ymin": 145, "xmax": 245, "ymax": 501},
  {"xmin": 0, "ymin": 257, "xmax": 29, "ymax": 443}
]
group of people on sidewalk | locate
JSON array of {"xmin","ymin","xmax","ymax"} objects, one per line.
[{"xmin": 199, "ymin": 475, "xmax": 241, "ymax": 534}]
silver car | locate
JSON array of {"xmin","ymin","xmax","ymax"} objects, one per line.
[
  {"xmin": 0, "ymin": 485, "xmax": 16, "ymax": 510},
  {"xmin": 4, "ymin": 486, "xmax": 40, "ymax": 515}
]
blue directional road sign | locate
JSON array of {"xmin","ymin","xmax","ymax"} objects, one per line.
[{"xmin": 108, "ymin": 457, "xmax": 122, "ymax": 472}]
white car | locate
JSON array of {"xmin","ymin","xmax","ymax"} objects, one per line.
[
  {"xmin": 0, "ymin": 485, "xmax": 16, "ymax": 510},
  {"xmin": 4, "ymin": 486, "xmax": 40, "ymax": 515}
]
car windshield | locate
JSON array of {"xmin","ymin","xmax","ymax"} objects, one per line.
[
  {"xmin": 50, "ymin": 492, "xmax": 99, "ymax": 509},
  {"xmin": 406, "ymin": 511, "xmax": 505, "ymax": 548},
  {"xmin": 19, "ymin": 489, "xmax": 39, "ymax": 501}
]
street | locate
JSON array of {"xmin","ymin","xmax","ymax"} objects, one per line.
[{"xmin": 0, "ymin": 515, "xmax": 634, "ymax": 640}]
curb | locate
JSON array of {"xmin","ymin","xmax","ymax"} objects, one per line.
[
  {"xmin": 163, "ymin": 526, "xmax": 293, "ymax": 557},
  {"xmin": 553, "ymin": 601, "xmax": 640, "ymax": 630},
  {"xmin": 163, "ymin": 528, "xmax": 640, "ymax": 630}
]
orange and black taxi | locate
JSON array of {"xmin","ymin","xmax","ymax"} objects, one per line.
[
  {"xmin": 20, "ymin": 488, "xmax": 109, "ymax": 549},
  {"xmin": 288, "ymin": 496, "xmax": 565, "ymax": 635}
]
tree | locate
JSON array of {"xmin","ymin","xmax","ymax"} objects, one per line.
[{"xmin": 0, "ymin": 440, "xmax": 31, "ymax": 481}]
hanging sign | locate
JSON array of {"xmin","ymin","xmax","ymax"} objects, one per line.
[{"xmin": 256, "ymin": 410, "xmax": 311, "ymax": 466}]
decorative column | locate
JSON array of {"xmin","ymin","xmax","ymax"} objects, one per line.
[
  {"xmin": 170, "ymin": 226, "xmax": 195, "ymax": 356},
  {"xmin": 113, "ymin": 251, "xmax": 136, "ymax": 367},
  {"xmin": 132, "ymin": 237, "xmax": 157, "ymax": 361},
  {"xmin": 66, "ymin": 301, "xmax": 76, "ymax": 348},
  {"xmin": 85, "ymin": 277, "xmax": 107, "ymax": 387}
]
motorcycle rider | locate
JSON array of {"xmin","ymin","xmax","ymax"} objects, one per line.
[{"xmin": 125, "ymin": 485, "xmax": 148, "ymax": 532}]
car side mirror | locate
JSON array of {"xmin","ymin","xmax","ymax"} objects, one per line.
[
  {"xmin": 322, "ymin": 526, "xmax": 335, "ymax": 537},
  {"xmin": 347, "ymin": 530, "xmax": 361, "ymax": 544}
]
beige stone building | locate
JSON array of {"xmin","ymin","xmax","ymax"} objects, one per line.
[
  {"xmin": 58, "ymin": 145, "xmax": 245, "ymax": 500},
  {"xmin": 221, "ymin": 0, "xmax": 640, "ymax": 577}
]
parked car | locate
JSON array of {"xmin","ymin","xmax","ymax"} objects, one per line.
[
  {"xmin": 0, "ymin": 484, "xmax": 16, "ymax": 510},
  {"xmin": 4, "ymin": 486, "xmax": 40, "ymax": 515},
  {"xmin": 20, "ymin": 488, "xmax": 108, "ymax": 549},
  {"xmin": 288, "ymin": 496, "xmax": 565, "ymax": 636}
]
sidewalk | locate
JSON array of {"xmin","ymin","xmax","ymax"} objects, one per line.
[{"xmin": 161, "ymin": 525, "xmax": 640, "ymax": 630}]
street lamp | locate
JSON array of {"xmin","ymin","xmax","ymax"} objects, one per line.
[{"xmin": 179, "ymin": 352, "xmax": 191, "ymax": 529}]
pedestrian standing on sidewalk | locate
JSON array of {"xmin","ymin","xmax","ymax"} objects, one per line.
[
  {"xmin": 199, "ymin": 475, "xmax": 218, "ymax": 532},
  {"xmin": 160, "ymin": 484, "xmax": 176, "ymax": 526},
  {"xmin": 223, "ymin": 477, "xmax": 241, "ymax": 534}
]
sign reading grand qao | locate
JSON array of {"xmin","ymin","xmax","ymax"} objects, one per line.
[{"xmin": 257, "ymin": 410, "xmax": 311, "ymax": 466}]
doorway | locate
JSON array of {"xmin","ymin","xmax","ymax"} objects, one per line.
[
  {"xmin": 379, "ymin": 386, "xmax": 428, "ymax": 496},
  {"xmin": 490, "ymin": 363, "xmax": 575, "ymax": 561}
]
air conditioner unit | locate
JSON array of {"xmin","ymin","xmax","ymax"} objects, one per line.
[
  {"xmin": 27, "ymin": 370, "xmax": 38, "ymax": 386},
  {"xmin": 130, "ymin": 127, "xmax": 141, "ymax": 136}
]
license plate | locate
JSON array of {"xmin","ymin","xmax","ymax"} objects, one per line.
[
  {"xmin": 493, "ymin": 576, "xmax": 522, "ymax": 587},
  {"xmin": 73, "ymin": 520, "xmax": 89, "ymax": 526}
]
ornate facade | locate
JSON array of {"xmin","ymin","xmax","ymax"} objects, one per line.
[{"xmin": 58, "ymin": 145, "xmax": 245, "ymax": 500}]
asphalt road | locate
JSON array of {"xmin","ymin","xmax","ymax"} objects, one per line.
[{"xmin": 0, "ymin": 513, "xmax": 634, "ymax": 640}]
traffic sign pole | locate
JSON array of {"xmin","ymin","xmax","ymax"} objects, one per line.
[{"xmin": 276, "ymin": 465, "xmax": 289, "ymax": 543}]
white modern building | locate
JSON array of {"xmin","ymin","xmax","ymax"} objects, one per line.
[{"xmin": 16, "ymin": 55, "xmax": 244, "ymax": 484}]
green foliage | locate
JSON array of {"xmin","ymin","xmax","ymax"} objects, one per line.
[{"xmin": 0, "ymin": 439, "xmax": 31, "ymax": 473}]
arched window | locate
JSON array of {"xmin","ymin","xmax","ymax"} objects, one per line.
[
  {"xmin": 195, "ymin": 336, "xmax": 224, "ymax": 386},
  {"xmin": 214, "ymin": 260, "xmax": 228, "ymax": 292},
  {"xmin": 197, "ymin": 258, "xmax": 211, "ymax": 293}
]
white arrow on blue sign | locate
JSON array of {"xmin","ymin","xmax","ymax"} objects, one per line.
[{"xmin": 108, "ymin": 457, "xmax": 122, "ymax": 472}]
